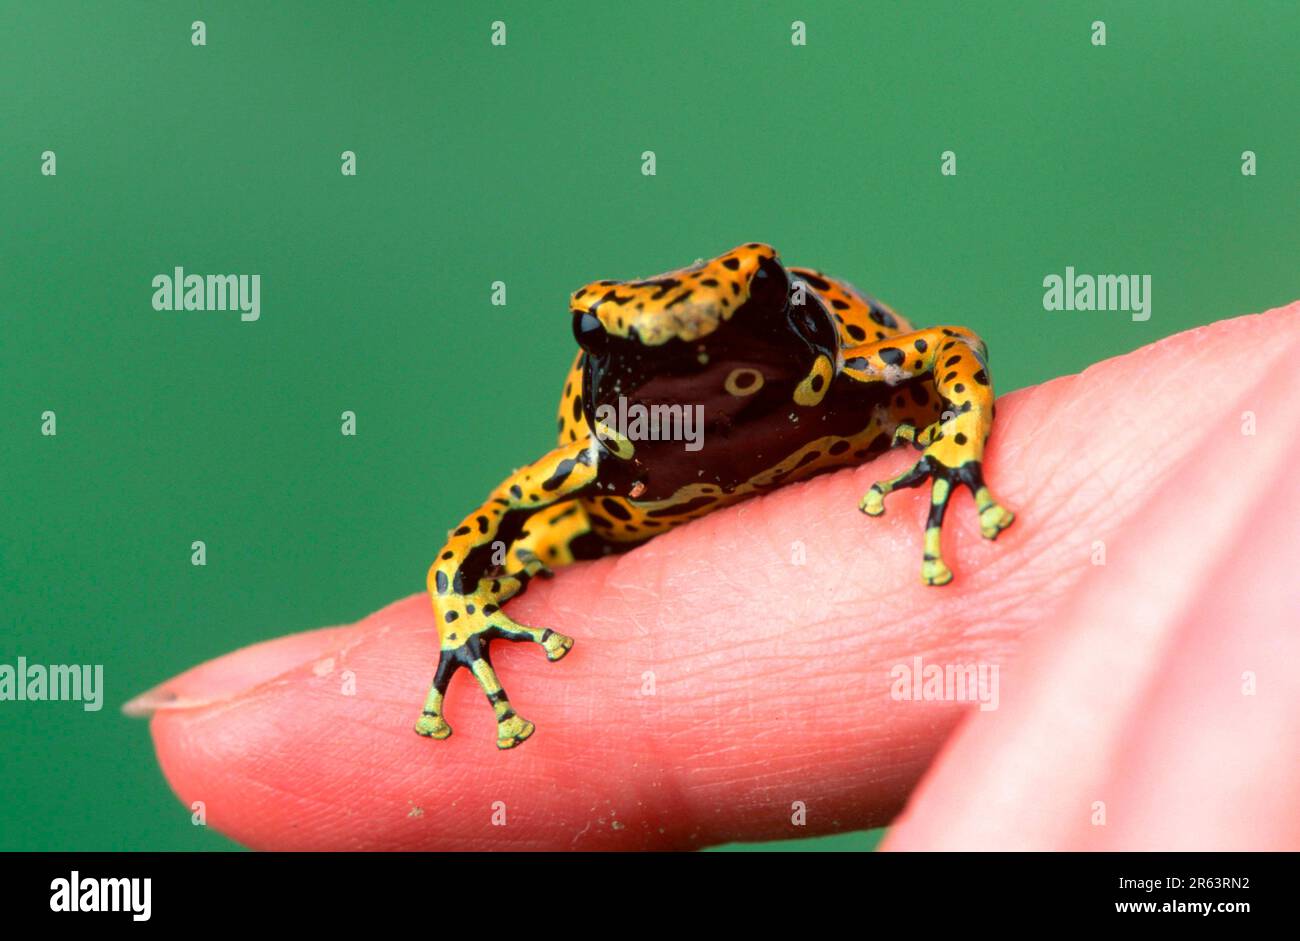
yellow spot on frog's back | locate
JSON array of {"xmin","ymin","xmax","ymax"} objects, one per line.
[
  {"xmin": 725, "ymin": 367, "xmax": 764, "ymax": 396},
  {"xmin": 793, "ymin": 355, "xmax": 833, "ymax": 406}
]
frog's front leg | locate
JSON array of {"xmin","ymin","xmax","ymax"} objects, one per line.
[
  {"xmin": 843, "ymin": 327, "xmax": 1015, "ymax": 585},
  {"xmin": 416, "ymin": 439, "xmax": 599, "ymax": 748}
]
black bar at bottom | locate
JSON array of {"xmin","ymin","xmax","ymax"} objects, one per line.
[{"xmin": 0, "ymin": 851, "xmax": 1286, "ymax": 926}]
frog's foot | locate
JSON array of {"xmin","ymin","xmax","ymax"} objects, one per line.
[
  {"xmin": 414, "ymin": 710, "xmax": 452, "ymax": 740},
  {"xmin": 975, "ymin": 489, "xmax": 1016, "ymax": 540},
  {"xmin": 417, "ymin": 597, "xmax": 574, "ymax": 748},
  {"xmin": 496, "ymin": 714, "xmax": 535, "ymax": 750},
  {"xmin": 540, "ymin": 628, "xmax": 574, "ymax": 662},
  {"xmin": 473, "ymin": 643, "xmax": 539, "ymax": 750},
  {"xmin": 860, "ymin": 454, "xmax": 1013, "ymax": 586}
]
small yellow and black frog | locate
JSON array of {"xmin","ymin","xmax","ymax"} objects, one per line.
[{"xmin": 417, "ymin": 243, "xmax": 1015, "ymax": 748}]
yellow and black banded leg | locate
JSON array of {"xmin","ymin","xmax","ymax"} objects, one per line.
[
  {"xmin": 481, "ymin": 500, "xmax": 601, "ymax": 660},
  {"xmin": 417, "ymin": 439, "xmax": 599, "ymax": 748},
  {"xmin": 845, "ymin": 326, "xmax": 1015, "ymax": 585}
]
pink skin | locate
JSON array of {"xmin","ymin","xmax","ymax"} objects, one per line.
[{"xmin": 125, "ymin": 302, "xmax": 1300, "ymax": 851}]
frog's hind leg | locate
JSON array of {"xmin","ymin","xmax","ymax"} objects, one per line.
[
  {"xmin": 417, "ymin": 558, "xmax": 573, "ymax": 749},
  {"xmin": 416, "ymin": 439, "xmax": 600, "ymax": 748},
  {"xmin": 844, "ymin": 327, "xmax": 1015, "ymax": 585}
]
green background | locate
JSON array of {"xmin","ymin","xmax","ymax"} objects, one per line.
[{"xmin": 1, "ymin": 0, "xmax": 1296, "ymax": 852}]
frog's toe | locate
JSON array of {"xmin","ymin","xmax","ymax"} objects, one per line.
[
  {"xmin": 859, "ymin": 486, "xmax": 886, "ymax": 516},
  {"xmin": 860, "ymin": 458, "xmax": 932, "ymax": 518},
  {"xmin": 970, "ymin": 480, "xmax": 1015, "ymax": 540},
  {"xmin": 979, "ymin": 501, "xmax": 1015, "ymax": 540},
  {"xmin": 497, "ymin": 714, "xmax": 535, "ymax": 749},
  {"xmin": 542, "ymin": 629, "xmax": 574, "ymax": 662},
  {"xmin": 922, "ymin": 556, "xmax": 953, "ymax": 586},
  {"xmin": 415, "ymin": 711, "xmax": 452, "ymax": 740},
  {"xmin": 515, "ymin": 548, "xmax": 555, "ymax": 580}
]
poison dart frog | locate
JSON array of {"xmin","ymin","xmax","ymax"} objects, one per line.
[{"xmin": 418, "ymin": 243, "xmax": 1015, "ymax": 748}]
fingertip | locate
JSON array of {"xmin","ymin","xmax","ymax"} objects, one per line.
[{"xmin": 124, "ymin": 622, "xmax": 362, "ymax": 718}]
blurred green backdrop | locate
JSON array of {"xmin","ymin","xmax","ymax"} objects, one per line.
[{"xmin": 1, "ymin": 0, "xmax": 1296, "ymax": 851}]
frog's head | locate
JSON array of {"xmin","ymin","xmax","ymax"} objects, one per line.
[
  {"xmin": 570, "ymin": 244, "xmax": 839, "ymax": 454},
  {"xmin": 570, "ymin": 242, "xmax": 837, "ymax": 358}
]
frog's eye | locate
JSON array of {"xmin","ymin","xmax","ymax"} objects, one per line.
[
  {"xmin": 572, "ymin": 310, "xmax": 607, "ymax": 351},
  {"xmin": 748, "ymin": 256, "xmax": 790, "ymax": 310}
]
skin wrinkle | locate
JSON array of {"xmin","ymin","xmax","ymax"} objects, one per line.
[
  {"xmin": 734, "ymin": 485, "xmax": 815, "ymax": 594},
  {"xmin": 1081, "ymin": 356, "xmax": 1300, "ymax": 763},
  {"xmin": 210, "ymin": 751, "xmax": 342, "ymax": 824},
  {"xmin": 575, "ymin": 561, "xmax": 692, "ymax": 848}
]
